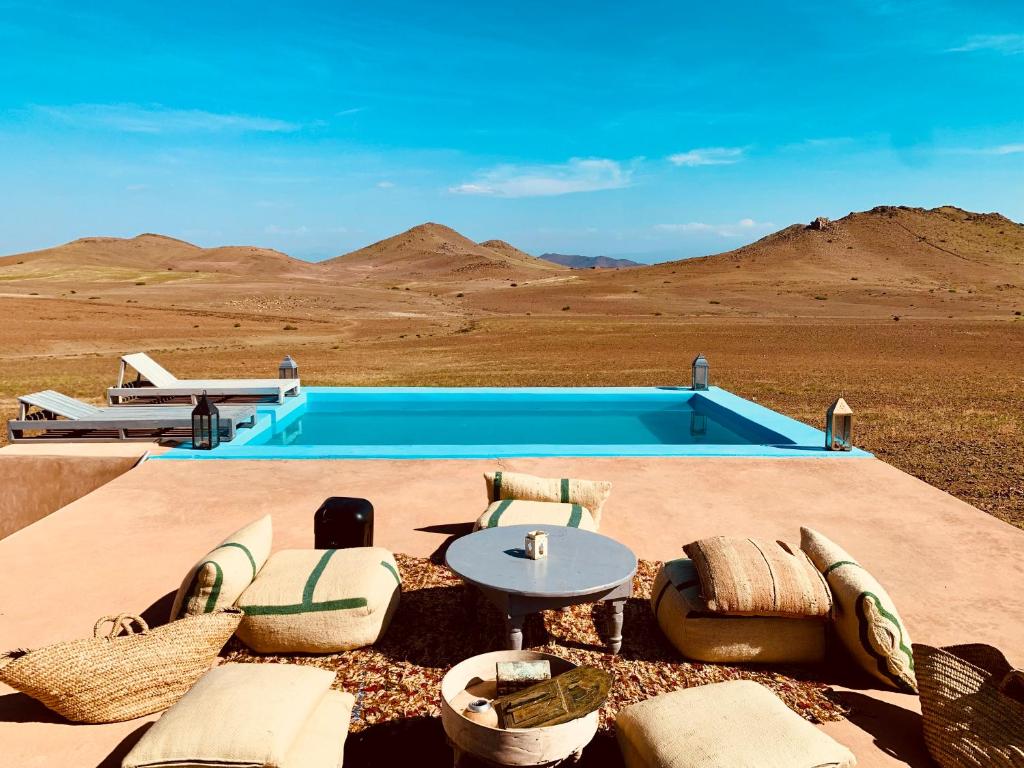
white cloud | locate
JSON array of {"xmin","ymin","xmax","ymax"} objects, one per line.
[
  {"xmin": 948, "ymin": 34, "xmax": 1024, "ymax": 55},
  {"xmin": 36, "ymin": 103, "xmax": 303, "ymax": 133},
  {"xmin": 656, "ymin": 218, "xmax": 772, "ymax": 237},
  {"xmin": 450, "ymin": 157, "xmax": 632, "ymax": 198},
  {"xmin": 947, "ymin": 143, "xmax": 1024, "ymax": 156},
  {"xmin": 667, "ymin": 147, "xmax": 745, "ymax": 167},
  {"xmin": 376, "ymin": 180, "xmax": 395, "ymax": 188},
  {"xmin": 264, "ymin": 224, "xmax": 311, "ymax": 236}
]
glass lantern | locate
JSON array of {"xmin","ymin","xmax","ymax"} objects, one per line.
[
  {"xmin": 825, "ymin": 397, "xmax": 853, "ymax": 451},
  {"xmin": 191, "ymin": 391, "xmax": 220, "ymax": 450},
  {"xmin": 691, "ymin": 353, "xmax": 709, "ymax": 391},
  {"xmin": 279, "ymin": 354, "xmax": 299, "ymax": 380}
]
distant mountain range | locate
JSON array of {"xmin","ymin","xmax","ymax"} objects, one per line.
[{"xmin": 538, "ymin": 253, "xmax": 642, "ymax": 269}]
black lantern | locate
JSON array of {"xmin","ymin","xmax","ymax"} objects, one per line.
[
  {"xmin": 314, "ymin": 497, "xmax": 374, "ymax": 549},
  {"xmin": 691, "ymin": 353, "xmax": 709, "ymax": 391},
  {"xmin": 279, "ymin": 354, "xmax": 299, "ymax": 380},
  {"xmin": 825, "ymin": 397, "xmax": 853, "ymax": 451},
  {"xmin": 191, "ymin": 391, "xmax": 220, "ymax": 450}
]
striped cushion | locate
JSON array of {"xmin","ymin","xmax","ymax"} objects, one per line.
[
  {"xmin": 652, "ymin": 558, "xmax": 826, "ymax": 664},
  {"xmin": 474, "ymin": 499, "xmax": 597, "ymax": 532},
  {"xmin": 484, "ymin": 470, "xmax": 612, "ymax": 526},
  {"xmin": 801, "ymin": 527, "xmax": 917, "ymax": 692},
  {"xmin": 170, "ymin": 515, "xmax": 273, "ymax": 620},
  {"xmin": 236, "ymin": 547, "xmax": 401, "ymax": 653},
  {"xmin": 682, "ymin": 536, "xmax": 832, "ymax": 618}
]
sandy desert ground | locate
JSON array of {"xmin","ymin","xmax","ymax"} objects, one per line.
[{"xmin": 1, "ymin": 205, "xmax": 1021, "ymax": 527}]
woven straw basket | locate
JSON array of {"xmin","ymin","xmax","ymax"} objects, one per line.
[
  {"xmin": 0, "ymin": 608, "xmax": 241, "ymax": 723},
  {"xmin": 913, "ymin": 643, "xmax": 1024, "ymax": 768}
]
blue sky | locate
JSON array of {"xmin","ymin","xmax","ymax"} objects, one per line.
[{"xmin": 1, "ymin": 1, "xmax": 1022, "ymax": 262}]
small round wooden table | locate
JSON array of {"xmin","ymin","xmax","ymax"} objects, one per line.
[{"xmin": 445, "ymin": 525, "xmax": 638, "ymax": 654}]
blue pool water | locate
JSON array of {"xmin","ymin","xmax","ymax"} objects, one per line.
[
  {"xmin": 162, "ymin": 387, "xmax": 872, "ymax": 460},
  {"xmin": 264, "ymin": 396, "xmax": 769, "ymax": 447}
]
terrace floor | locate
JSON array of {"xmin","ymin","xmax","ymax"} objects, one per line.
[{"xmin": 1, "ymin": 455, "xmax": 1021, "ymax": 767}]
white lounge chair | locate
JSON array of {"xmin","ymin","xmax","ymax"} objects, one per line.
[
  {"xmin": 108, "ymin": 352, "xmax": 300, "ymax": 405},
  {"xmin": 8, "ymin": 390, "xmax": 258, "ymax": 443}
]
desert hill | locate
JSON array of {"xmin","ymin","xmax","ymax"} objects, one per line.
[
  {"xmin": 648, "ymin": 206, "xmax": 1024, "ymax": 281},
  {"xmin": 323, "ymin": 223, "xmax": 565, "ymax": 282},
  {"xmin": 540, "ymin": 253, "xmax": 642, "ymax": 269},
  {"xmin": 0, "ymin": 233, "xmax": 316, "ymax": 284}
]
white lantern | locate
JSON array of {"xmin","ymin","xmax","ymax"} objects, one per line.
[
  {"xmin": 825, "ymin": 397, "xmax": 853, "ymax": 451},
  {"xmin": 525, "ymin": 530, "xmax": 549, "ymax": 560},
  {"xmin": 691, "ymin": 353, "xmax": 709, "ymax": 391}
]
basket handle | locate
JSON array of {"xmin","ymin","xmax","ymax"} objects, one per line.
[
  {"xmin": 999, "ymin": 668, "xmax": 1024, "ymax": 704},
  {"xmin": 93, "ymin": 614, "xmax": 150, "ymax": 639}
]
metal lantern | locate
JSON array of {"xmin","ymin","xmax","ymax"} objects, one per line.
[
  {"xmin": 191, "ymin": 391, "xmax": 220, "ymax": 450},
  {"xmin": 825, "ymin": 397, "xmax": 853, "ymax": 451},
  {"xmin": 691, "ymin": 353, "xmax": 709, "ymax": 391},
  {"xmin": 279, "ymin": 354, "xmax": 299, "ymax": 380}
]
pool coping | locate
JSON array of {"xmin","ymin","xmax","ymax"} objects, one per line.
[{"xmin": 156, "ymin": 386, "xmax": 872, "ymax": 460}]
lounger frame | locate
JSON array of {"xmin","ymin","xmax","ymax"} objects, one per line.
[
  {"xmin": 107, "ymin": 353, "xmax": 300, "ymax": 405},
  {"xmin": 8, "ymin": 390, "xmax": 257, "ymax": 443}
]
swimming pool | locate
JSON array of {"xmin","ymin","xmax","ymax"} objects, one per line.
[{"xmin": 160, "ymin": 387, "xmax": 871, "ymax": 459}]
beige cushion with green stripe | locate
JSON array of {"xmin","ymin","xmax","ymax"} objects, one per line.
[
  {"xmin": 800, "ymin": 527, "xmax": 917, "ymax": 692},
  {"xmin": 236, "ymin": 547, "xmax": 401, "ymax": 653},
  {"xmin": 652, "ymin": 558, "xmax": 826, "ymax": 664},
  {"xmin": 484, "ymin": 470, "xmax": 612, "ymax": 526},
  {"xmin": 474, "ymin": 499, "xmax": 598, "ymax": 532},
  {"xmin": 122, "ymin": 662, "xmax": 354, "ymax": 768},
  {"xmin": 170, "ymin": 514, "xmax": 273, "ymax": 621}
]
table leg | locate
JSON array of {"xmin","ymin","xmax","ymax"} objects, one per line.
[
  {"xmin": 606, "ymin": 599, "xmax": 625, "ymax": 654},
  {"xmin": 507, "ymin": 614, "xmax": 525, "ymax": 650}
]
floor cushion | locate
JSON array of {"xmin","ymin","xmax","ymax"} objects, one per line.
[
  {"xmin": 170, "ymin": 514, "xmax": 273, "ymax": 620},
  {"xmin": 122, "ymin": 662, "xmax": 354, "ymax": 768},
  {"xmin": 236, "ymin": 547, "xmax": 401, "ymax": 653},
  {"xmin": 484, "ymin": 470, "xmax": 612, "ymax": 526},
  {"xmin": 801, "ymin": 527, "xmax": 917, "ymax": 692},
  {"xmin": 652, "ymin": 558, "xmax": 826, "ymax": 664},
  {"xmin": 616, "ymin": 680, "xmax": 856, "ymax": 768},
  {"xmin": 474, "ymin": 499, "xmax": 598, "ymax": 531},
  {"xmin": 683, "ymin": 535, "xmax": 832, "ymax": 618}
]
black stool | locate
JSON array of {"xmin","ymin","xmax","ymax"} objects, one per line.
[{"xmin": 314, "ymin": 497, "xmax": 374, "ymax": 549}]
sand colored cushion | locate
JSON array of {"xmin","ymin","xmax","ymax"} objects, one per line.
[
  {"xmin": 682, "ymin": 536, "xmax": 832, "ymax": 618},
  {"xmin": 474, "ymin": 499, "xmax": 597, "ymax": 532},
  {"xmin": 801, "ymin": 527, "xmax": 917, "ymax": 693},
  {"xmin": 236, "ymin": 547, "xmax": 401, "ymax": 653},
  {"xmin": 651, "ymin": 558, "xmax": 825, "ymax": 664},
  {"xmin": 484, "ymin": 470, "xmax": 612, "ymax": 526},
  {"xmin": 615, "ymin": 680, "xmax": 856, "ymax": 768},
  {"xmin": 122, "ymin": 663, "xmax": 354, "ymax": 768},
  {"xmin": 170, "ymin": 514, "xmax": 273, "ymax": 620}
]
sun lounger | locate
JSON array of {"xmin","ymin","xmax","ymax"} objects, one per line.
[
  {"xmin": 107, "ymin": 352, "xmax": 300, "ymax": 405},
  {"xmin": 8, "ymin": 390, "xmax": 257, "ymax": 443}
]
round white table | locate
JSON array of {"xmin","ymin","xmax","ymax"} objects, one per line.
[{"xmin": 445, "ymin": 525, "xmax": 638, "ymax": 654}]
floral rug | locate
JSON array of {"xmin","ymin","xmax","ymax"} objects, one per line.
[{"xmin": 225, "ymin": 553, "xmax": 847, "ymax": 743}]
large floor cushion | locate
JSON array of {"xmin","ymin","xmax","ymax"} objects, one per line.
[
  {"xmin": 170, "ymin": 514, "xmax": 273, "ymax": 620},
  {"xmin": 682, "ymin": 536, "xmax": 832, "ymax": 618},
  {"xmin": 123, "ymin": 663, "xmax": 354, "ymax": 768},
  {"xmin": 236, "ymin": 547, "xmax": 401, "ymax": 653},
  {"xmin": 616, "ymin": 680, "xmax": 856, "ymax": 768},
  {"xmin": 474, "ymin": 499, "xmax": 598, "ymax": 531},
  {"xmin": 652, "ymin": 559, "xmax": 825, "ymax": 664},
  {"xmin": 801, "ymin": 527, "xmax": 917, "ymax": 692},
  {"xmin": 484, "ymin": 470, "xmax": 612, "ymax": 526}
]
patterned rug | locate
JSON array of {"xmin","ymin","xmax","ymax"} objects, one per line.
[{"xmin": 224, "ymin": 553, "xmax": 847, "ymax": 742}]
